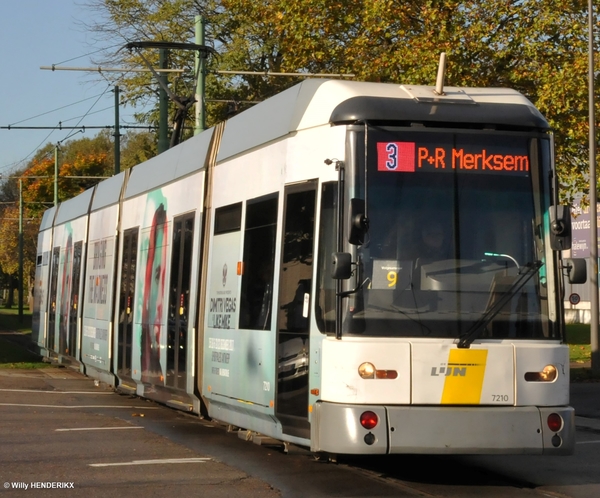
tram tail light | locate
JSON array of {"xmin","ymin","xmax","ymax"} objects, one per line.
[
  {"xmin": 360, "ymin": 411, "xmax": 378, "ymax": 429},
  {"xmin": 358, "ymin": 362, "xmax": 398, "ymax": 380},
  {"xmin": 547, "ymin": 413, "xmax": 563, "ymax": 432},
  {"xmin": 524, "ymin": 365, "xmax": 557, "ymax": 382}
]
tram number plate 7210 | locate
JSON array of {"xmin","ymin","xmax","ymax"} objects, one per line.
[{"xmin": 492, "ymin": 394, "xmax": 509, "ymax": 402}]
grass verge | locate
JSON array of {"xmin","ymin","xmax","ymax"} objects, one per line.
[
  {"xmin": 0, "ymin": 306, "xmax": 48, "ymax": 369},
  {"xmin": 0, "ymin": 306, "xmax": 32, "ymax": 333},
  {"xmin": 0, "ymin": 336, "xmax": 49, "ymax": 368},
  {"xmin": 567, "ymin": 323, "xmax": 592, "ymax": 365},
  {"xmin": 566, "ymin": 323, "xmax": 600, "ymax": 382}
]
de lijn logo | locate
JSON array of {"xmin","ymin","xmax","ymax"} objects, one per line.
[
  {"xmin": 430, "ymin": 362, "xmax": 483, "ymax": 377},
  {"xmin": 222, "ymin": 263, "xmax": 227, "ymax": 287}
]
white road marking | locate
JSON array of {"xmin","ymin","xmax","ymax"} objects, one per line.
[
  {"xmin": 0, "ymin": 389, "xmax": 112, "ymax": 394},
  {"xmin": 0, "ymin": 403, "xmax": 158, "ymax": 409},
  {"xmin": 56, "ymin": 426, "xmax": 144, "ymax": 432},
  {"xmin": 89, "ymin": 458, "xmax": 211, "ymax": 467}
]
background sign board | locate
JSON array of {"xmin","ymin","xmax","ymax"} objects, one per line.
[{"xmin": 571, "ymin": 204, "xmax": 599, "ymax": 258}]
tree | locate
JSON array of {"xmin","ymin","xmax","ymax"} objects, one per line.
[
  {"xmin": 0, "ymin": 130, "xmax": 149, "ymax": 293},
  {"xmin": 120, "ymin": 130, "xmax": 158, "ymax": 169},
  {"xmin": 0, "ymin": 203, "xmax": 38, "ymax": 307},
  {"xmin": 229, "ymin": 0, "xmax": 597, "ymax": 201},
  {"xmin": 79, "ymin": 0, "xmax": 599, "ymax": 203},
  {"xmin": 81, "ymin": 0, "xmax": 303, "ymax": 129}
]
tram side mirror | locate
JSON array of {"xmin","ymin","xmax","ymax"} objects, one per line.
[
  {"xmin": 549, "ymin": 205, "xmax": 572, "ymax": 251},
  {"xmin": 349, "ymin": 198, "xmax": 369, "ymax": 245},
  {"xmin": 563, "ymin": 258, "xmax": 587, "ymax": 284},
  {"xmin": 331, "ymin": 252, "xmax": 352, "ymax": 279}
]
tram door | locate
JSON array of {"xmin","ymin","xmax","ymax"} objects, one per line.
[
  {"xmin": 117, "ymin": 228, "xmax": 138, "ymax": 379},
  {"xmin": 67, "ymin": 241, "xmax": 83, "ymax": 356},
  {"xmin": 47, "ymin": 247, "xmax": 60, "ymax": 353},
  {"xmin": 166, "ymin": 214, "xmax": 194, "ymax": 390},
  {"xmin": 276, "ymin": 181, "xmax": 317, "ymax": 438},
  {"xmin": 58, "ymin": 242, "xmax": 72, "ymax": 356}
]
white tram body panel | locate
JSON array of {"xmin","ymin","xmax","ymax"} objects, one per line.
[{"xmin": 315, "ymin": 337, "xmax": 573, "ymax": 454}]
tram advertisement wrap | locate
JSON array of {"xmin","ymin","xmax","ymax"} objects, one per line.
[
  {"xmin": 206, "ymin": 230, "xmax": 240, "ymax": 378},
  {"xmin": 135, "ymin": 190, "xmax": 169, "ymax": 385},
  {"xmin": 82, "ymin": 236, "xmax": 115, "ymax": 368}
]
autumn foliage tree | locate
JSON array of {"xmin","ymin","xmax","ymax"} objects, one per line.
[
  {"xmin": 217, "ymin": 0, "xmax": 596, "ymax": 203},
  {"xmin": 3, "ymin": 0, "xmax": 599, "ymax": 304},
  {"xmin": 0, "ymin": 131, "xmax": 145, "ymax": 303},
  {"xmin": 82, "ymin": 0, "xmax": 599, "ymax": 204},
  {"xmin": 0, "ymin": 148, "xmax": 109, "ymax": 305}
]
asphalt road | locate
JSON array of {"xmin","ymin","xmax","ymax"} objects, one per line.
[
  {"xmin": 2, "ymin": 366, "xmax": 600, "ymax": 498},
  {"xmin": 0, "ymin": 368, "xmax": 281, "ymax": 498}
]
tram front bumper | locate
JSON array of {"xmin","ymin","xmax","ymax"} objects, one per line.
[{"xmin": 311, "ymin": 402, "xmax": 575, "ymax": 455}]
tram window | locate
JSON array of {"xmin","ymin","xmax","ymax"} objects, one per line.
[
  {"xmin": 316, "ymin": 182, "xmax": 336, "ymax": 334},
  {"xmin": 239, "ymin": 194, "xmax": 278, "ymax": 330},
  {"xmin": 214, "ymin": 202, "xmax": 242, "ymax": 234}
]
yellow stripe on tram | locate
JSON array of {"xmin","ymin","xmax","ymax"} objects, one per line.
[{"xmin": 441, "ymin": 349, "xmax": 488, "ymax": 405}]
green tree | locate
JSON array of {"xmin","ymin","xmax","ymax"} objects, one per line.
[
  {"xmin": 226, "ymin": 0, "xmax": 600, "ymax": 203},
  {"xmin": 82, "ymin": 0, "xmax": 304, "ymax": 128},
  {"xmin": 120, "ymin": 130, "xmax": 158, "ymax": 169},
  {"xmin": 80, "ymin": 0, "xmax": 599, "ymax": 203},
  {"xmin": 0, "ymin": 130, "xmax": 155, "ymax": 290}
]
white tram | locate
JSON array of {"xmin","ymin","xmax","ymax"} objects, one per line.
[{"xmin": 32, "ymin": 78, "xmax": 586, "ymax": 455}]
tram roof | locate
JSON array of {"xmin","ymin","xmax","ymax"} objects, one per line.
[
  {"xmin": 124, "ymin": 126, "xmax": 215, "ymax": 199},
  {"xmin": 91, "ymin": 170, "xmax": 127, "ymax": 212},
  {"xmin": 216, "ymin": 79, "xmax": 549, "ymax": 162},
  {"xmin": 39, "ymin": 205, "xmax": 58, "ymax": 231},
  {"xmin": 54, "ymin": 187, "xmax": 95, "ymax": 225}
]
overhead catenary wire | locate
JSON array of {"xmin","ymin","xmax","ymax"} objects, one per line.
[
  {"xmin": 2, "ymin": 49, "xmax": 133, "ymax": 174},
  {"xmin": 41, "ymin": 65, "xmax": 185, "ymax": 73},
  {"xmin": 215, "ymin": 70, "xmax": 355, "ymax": 78},
  {"xmin": 61, "ymin": 85, "xmax": 114, "ymax": 142},
  {"xmin": 50, "ymin": 44, "xmax": 124, "ymax": 67},
  {"xmin": 8, "ymin": 93, "xmax": 111, "ymax": 126},
  {"xmin": 1, "ymin": 125, "xmax": 155, "ymax": 130},
  {"xmin": 1, "ymin": 71, "xmax": 142, "ymax": 173}
]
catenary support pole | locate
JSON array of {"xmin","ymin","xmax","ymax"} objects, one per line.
[
  {"xmin": 54, "ymin": 145, "xmax": 59, "ymax": 206},
  {"xmin": 158, "ymin": 49, "xmax": 169, "ymax": 153},
  {"xmin": 114, "ymin": 85, "xmax": 121, "ymax": 174},
  {"xmin": 18, "ymin": 179, "xmax": 23, "ymax": 323},
  {"xmin": 195, "ymin": 15, "xmax": 206, "ymax": 135},
  {"xmin": 588, "ymin": 0, "xmax": 599, "ymax": 371}
]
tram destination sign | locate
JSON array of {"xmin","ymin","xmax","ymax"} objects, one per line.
[{"xmin": 376, "ymin": 141, "xmax": 529, "ymax": 175}]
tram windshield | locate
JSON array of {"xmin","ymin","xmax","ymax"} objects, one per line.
[{"xmin": 317, "ymin": 127, "xmax": 560, "ymax": 340}]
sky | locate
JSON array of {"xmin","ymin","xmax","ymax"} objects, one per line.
[{"xmin": 0, "ymin": 0, "xmax": 142, "ymax": 178}]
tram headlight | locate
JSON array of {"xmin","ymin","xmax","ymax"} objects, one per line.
[
  {"xmin": 524, "ymin": 364, "xmax": 558, "ymax": 382},
  {"xmin": 358, "ymin": 362, "xmax": 398, "ymax": 380},
  {"xmin": 358, "ymin": 362, "xmax": 376, "ymax": 379}
]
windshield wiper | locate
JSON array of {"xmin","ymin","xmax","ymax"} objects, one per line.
[
  {"xmin": 457, "ymin": 260, "xmax": 543, "ymax": 349},
  {"xmin": 338, "ymin": 277, "xmax": 370, "ymax": 298}
]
